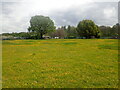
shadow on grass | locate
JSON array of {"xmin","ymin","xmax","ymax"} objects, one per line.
[
  {"xmin": 62, "ymin": 42, "xmax": 77, "ymax": 45},
  {"xmin": 2, "ymin": 41, "xmax": 33, "ymax": 45},
  {"xmin": 42, "ymin": 42, "xmax": 77, "ymax": 45},
  {"xmin": 98, "ymin": 45, "xmax": 119, "ymax": 50}
]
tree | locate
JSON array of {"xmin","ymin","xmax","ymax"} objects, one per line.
[
  {"xmin": 111, "ymin": 23, "xmax": 119, "ymax": 38},
  {"xmin": 77, "ymin": 20, "xmax": 100, "ymax": 38},
  {"xmin": 48, "ymin": 26, "xmax": 67, "ymax": 38},
  {"xmin": 28, "ymin": 15, "xmax": 55, "ymax": 39},
  {"xmin": 56, "ymin": 28, "xmax": 66, "ymax": 39},
  {"xmin": 99, "ymin": 26, "xmax": 112, "ymax": 37},
  {"xmin": 66, "ymin": 25, "xmax": 77, "ymax": 38}
]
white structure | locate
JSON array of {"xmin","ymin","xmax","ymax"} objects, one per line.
[{"xmin": 54, "ymin": 37, "xmax": 59, "ymax": 39}]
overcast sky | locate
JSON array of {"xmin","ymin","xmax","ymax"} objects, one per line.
[{"xmin": 1, "ymin": 0, "xmax": 119, "ymax": 33}]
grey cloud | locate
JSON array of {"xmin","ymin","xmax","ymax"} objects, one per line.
[
  {"xmin": 2, "ymin": 2, "xmax": 17, "ymax": 14},
  {"xmin": 1, "ymin": 2, "xmax": 118, "ymax": 33},
  {"xmin": 49, "ymin": 2, "xmax": 118, "ymax": 27}
]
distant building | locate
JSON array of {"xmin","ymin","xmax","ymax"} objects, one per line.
[
  {"xmin": 54, "ymin": 37, "xmax": 59, "ymax": 39},
  {"xmin": 43, "ymin": 36, "xmax": 51, "ymax": 39}
]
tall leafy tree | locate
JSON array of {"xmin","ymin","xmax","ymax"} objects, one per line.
[
  {"xmin": 28, "ymin": 15, "xmax": 55, "ymax": 39},
  {"xmin": 66, "ymin": 25, "xmax": 77, "ymax": 37},
  {"xmin": 111, "ymin": 23, "xmax": 119, "ymax": 38},
  {"xmin": 77, "ymin": 20, "xmax": 100, "ymax": 38},
  {"xmin": 100, "ymin": 26, "xmax": 113, "ymax": 37}
]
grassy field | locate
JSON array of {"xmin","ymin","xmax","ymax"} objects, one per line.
[{"xmin": 2, "ymin": 39, "xmax": 118, "ymax": 88}]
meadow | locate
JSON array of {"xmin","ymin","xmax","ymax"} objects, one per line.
[{"xmin": 2, "ymin": 39, "xmax": 118, "ymax": 88}]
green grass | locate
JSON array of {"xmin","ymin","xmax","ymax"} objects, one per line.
[{"xmin": 2, "ymin": 39, "xmax": 118, "ymax": 88}]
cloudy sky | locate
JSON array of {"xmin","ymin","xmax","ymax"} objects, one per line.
[{"xmin": 1, "ymin": 0, "xmax": 119, "ymax": 33}]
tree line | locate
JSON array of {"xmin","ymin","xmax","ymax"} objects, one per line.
[
  {"xmin": 48, "ymin": 23, "xmax": 119, "ymax": 39},
  {"xmin": 1, "ymin": 15, "xmax": 119, "ymax": 39}
]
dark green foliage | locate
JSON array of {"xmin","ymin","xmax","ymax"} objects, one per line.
[
  {"xmin": 2, "ymin": 33, "xmax": 11, "ymax": 36},
  {"xmin": 76, "ymin": 20, "xmax": 100, "ymax": 38},
  {"xmin": 99, "ymin": 26, "xmax": 112, "ymax": 37},
  {"xmin": 48, "ymin": 26, "xmax": 67, "ymax": 38},
  {"xmin": 111, "ymin": 23, "xmax": 119, "ymax": 38},
  {"xmin": 1, "ymin": 32, "xmax": 31, "ymax": 39},
  {"xmin": 66, "ymin": 25, "xmax": 77, "ymax": 38},
  {"xmin": 48, "ymin": 25, "xmax": 78, "ymax": 39},
  {"xmin": 99, "ymin": 23, "xmax": 119, "ymax": 38},
  {"xmin": 28, "ymin": 15, "xmax": 55, "ymax": 39}
]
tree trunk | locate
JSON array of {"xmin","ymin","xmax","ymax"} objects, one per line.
[{"xmin": 40, "ymin": 33, "xmax": 43, "ymax": 39}]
